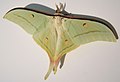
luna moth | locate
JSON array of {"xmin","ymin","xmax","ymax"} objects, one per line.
[{"xmin": 3, "ymin": 3, "xmax": 118, "ymax": 80}]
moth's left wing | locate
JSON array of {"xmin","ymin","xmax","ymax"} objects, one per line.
[
  {"xmin": 3, "ymin": 8, "xmax": 54, "ymax": 34},
  {"xmin": 63, "ymin": 14, "xmax": 118, "ymax": 45}
]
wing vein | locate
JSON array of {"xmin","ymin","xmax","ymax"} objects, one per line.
[
  {"xmin": 73, "ymin": 30, "xmax": 107, "ymax": 38},
  {"xmin": 38, "ymin": 38, "xmax": 53, "ymax": 57},
  {"xmin": 14, "ymin": 14, "xmax": 38, "ymax": 30}
]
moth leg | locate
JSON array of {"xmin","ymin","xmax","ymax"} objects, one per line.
[{"xmin": 59, "ymin": 54, "xmax": 66, "ymax": 69}]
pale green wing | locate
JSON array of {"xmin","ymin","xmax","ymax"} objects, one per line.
[
  {"xmin": 33, "ymin": 21, "xmax": 57, "ymax": 58},
  {"xmin": 4, "ymin": 8, "xmax": 58, "ymax": 79},
  {"xmin": 33, "ymin": 23, "xmax": 58, "ymax": 80},
  {"xmin": 64, "ymin": 18, "xmax": 117, "ymax": 45},
  {"xmin": 4, "ymin": 8, "xmax": 51, "ymax": 34}
]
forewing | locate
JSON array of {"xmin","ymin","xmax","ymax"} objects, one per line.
[
  {"xmin": 4, "ymin": 8, "xmax": 51, "ymax": 34},
  {"xmin": 64, "ymin": 13, "xmax": 118, "ymax": 39},
  {"xmin": 64, "ymin": 18, "xmax": 117, "ymax": 45}
]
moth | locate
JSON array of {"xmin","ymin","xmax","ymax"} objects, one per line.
[{"xmin": 3, "ymin": 3, "xmax": 118, "ymax": 80}]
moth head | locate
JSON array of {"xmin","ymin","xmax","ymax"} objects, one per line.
[{"xmin": 55, "ymin": 3, "xmax": 66, "ymax": 14}]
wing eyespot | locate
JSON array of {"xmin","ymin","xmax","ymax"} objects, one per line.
[
  {"xmin": 65, "ymin": 39, "xmax": 68, "ymax": 41},
  {"xmin": 31, "ymin": 14, "xmax": 34, "ymax": 18},
  {"xmin": 46, "ymin": 37, "xmax": 48, "ymax": 40},
  {"xmin": 45, "ymin": 37, "xmax": 48, "ymax": 42},
  {"xmin": 83, "ymin": 23, "xmax": 87, "ymax": 27},
  {"xmin": 65, "ymin": 39, "xmax": 68, "ymax": 44},
  {"xmin": 64, "ymin": 20, "xmax": 67, "ymax": 22}
]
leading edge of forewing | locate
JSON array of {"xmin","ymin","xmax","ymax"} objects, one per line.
[{"xmin": 25, "ymin": 3, "xmax": 56, "ymax": 15}]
